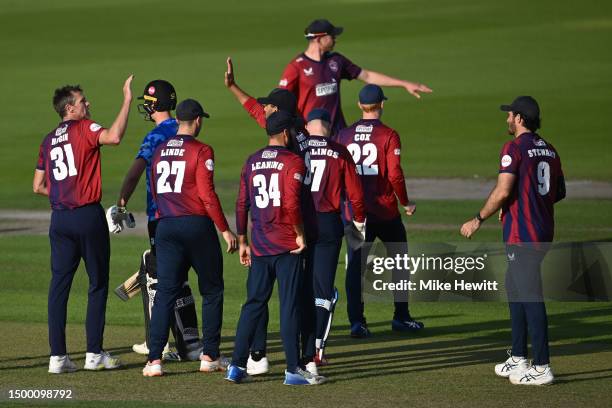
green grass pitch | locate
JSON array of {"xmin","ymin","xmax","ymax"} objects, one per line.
[{"xmin": 0, "ymin": 0, "xmax": 611, "ymax": 406}]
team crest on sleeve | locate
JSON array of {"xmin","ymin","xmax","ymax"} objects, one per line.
[
  {"xmin": 294, "ymin": 172, "xmax": 303, "ymax": 182},
  {"xmin": 501, "ymin": 154, "xmax": 512, "ymax": 167},
  {"xmin": 328, "ymin": 60, "xmax": 338, "ymax": 72},
  {"xmin": 205, "ymin": 159, "xmax": 215, "ymax": 171},
  {"xmin": 279, "ymin": 79, "xmax": 288, "ymax": 87},
  {"xmin": 394, "ymin": 148, "xmax": 401, "ymax": 155},
  {"xmin": 89, "ymin": 123, "xmax": 102, "ymax": 132}
]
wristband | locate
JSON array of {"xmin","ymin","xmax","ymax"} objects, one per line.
[{"xmin": 475, "ymin": 213, "xmax": 485, "ymax": 222}]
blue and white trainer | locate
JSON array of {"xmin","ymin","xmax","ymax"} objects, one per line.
[
  {"xmin": 350, "ymin": 322, "xmax": 371, "ymax": 338},
  {"xmin": 494, "ymin": 351, "xmax": 529, "ymax": 378},
  {"xmin": 283, "ymin": 368, "xmax": 326, "ymax": 385},
  {"xmin": 509, "ymin": 365, "xmax": 554, "ymax": 385},
  {"xmin": 225, "ymin": 364, "xmax": 251, "ymax": 384},
  {"xmin": 391, "ymin": 318, "xmax": 424, "ymax": 332}
]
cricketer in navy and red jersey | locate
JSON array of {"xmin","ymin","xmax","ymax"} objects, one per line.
[
  {"xmin": 150, "ymin": 135, "xmax": 229, "ymax": 232},
  {"xmin": 279, "ymin": 52, "xmax": 362, "ymax": 134},
  {"xmin": 236, "ymin": 146, "xmax": 305, "ymax": 257},
  {"xmin": 305, "ymin": 135, "xmax": 365, "ymax": 222},
  {"xmin": 499, "ymin": 132, "xmax": 564, "ymax": 244},
  {"xmin": 36, "ymin": 119, "xmax": 106, "ymax": 209},
  {"xmin": 241, "ymin": 96, "xmax": 317, "ymax": 241},
  {"xmin": 336, "ymin": 119, "xmax": 409, "ymax": 222}
]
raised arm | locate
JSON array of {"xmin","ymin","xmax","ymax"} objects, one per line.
[
  {"xmin": 358, "ymin": 69, "xmax": 432, "ymax": 99},
  {"xmin": 98, "ymin": 75, "xmax": 134, "ymax": 146}
]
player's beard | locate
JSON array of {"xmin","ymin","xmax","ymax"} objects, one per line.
[{"xmin": 507, "ymin": 122, "xmax": 516, "ymax": 136}]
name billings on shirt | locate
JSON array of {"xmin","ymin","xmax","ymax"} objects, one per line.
[
  {"xmin": 527, "ymin": 148, "xmax": 556, "ymax": 158},
  {"xmin": 252, "ymin": 161, "xmax": 285, "ymax": 171},
  {"xmin": 310, "ymin": 148, "xmax": 339, "ymax": 159},
  {"xmin": 160, "ymin": 148, "xmax": 185, "ymax": 157}
]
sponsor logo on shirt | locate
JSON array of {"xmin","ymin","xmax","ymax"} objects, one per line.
[
  {"xmin": 205, "ymin": 159, "xmax": 214, "ymax": 171},
  {"xmin": 328, "ymin": 60, "xmax": 338, "ymax": 72},
  {"xmin": 315, "ymin": 82, "xmax": 338, "ymax": 97},
  {"xmin": 279, "ymin": 78, "xmax": 288, "ymax": 87},
  {"xmin": 308, "ymin": 139, "xmax": 328, "ymax": 147},
  {"xmin": 534, "ymin": 139, "xmax": 547, "ymax": 147},
  {"xmin": 167, "ymin": 139, "xmax": 183, "ymax": 147},
  {"xmin": 294, "ymin": 172, "xmax": 303, "ymax": 182},
  {"xmin": 262, "ymin": 150, "xmax": 278, "ymax": 159},
  {"xmin": 303, "ymin": 67, "xmax": 314, "ymax": 77},
  {"xmin": 89, "ymin": 123, "xmax": 102, "ymax": 132},
  {"xmin": 394, "ymin": 148, "xmax": 401, "ymax": 155},
  {"xmin": 356, "ymin": 125, "xmax": 373, "ymax": 133},
  {"xmin": 501, "ymin": 154, "xmax": 512, "ymax": 167}
]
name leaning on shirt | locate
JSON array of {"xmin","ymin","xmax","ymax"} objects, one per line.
[{"xmin": 252, "ymin": 161, "xmax": 284, "ymax": 171}]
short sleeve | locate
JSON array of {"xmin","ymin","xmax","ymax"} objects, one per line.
[
  {"xmin": 79, "ymin": 119, "xmax": 106, "ymax": 148},
  {"xmin": 36, "ymin": 143, "xmax": 45, "ymax": 170},
  {"xmin": 499, "ymin": 141, "xmax": 520, "ymax": 174},
  {"xmin": 338, "ymin": 53, "xmax": 362, "ymax": 80}
]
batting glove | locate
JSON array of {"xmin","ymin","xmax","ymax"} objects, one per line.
[
  {"xmin": 353, "ymin": 219, "xmax": 366, "ymax": 241},
  {"xmin": 106, "ymin": 205, "xmax": 136, "ymax": 234}
]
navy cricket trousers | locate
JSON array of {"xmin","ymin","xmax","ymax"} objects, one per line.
[
  {"xmin": 48, "ymin": 203, "xmax": 110, "ymax": 356},
  {"xmin": 148, "ymin": 215, "xmax": 224, "ymax": 361},
  {"xmin": 313, "ymin": 212, "xmax": 344, "ymax": 346},
  {"xmin": 232, "ymin": 252, "xmax": 302, "ymax": 372},
  {"xmin": 345, "ymin": 215, "xmax": 411, "ymax": 325},
  {"xmin": 506, "ymin": 245, "xmax": 550, "ymax": 365}
]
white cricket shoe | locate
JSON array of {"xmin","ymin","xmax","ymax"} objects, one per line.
[
  {"xmin": 305, "ymin": 361, "xmax": 319, "ymax": 376},
  {"xmin": 48, "ymin": 355, "xmax": 77, "ymax": 374},
  {"xmin": 143, "ymin": 360, "xmax": 163, "ymax": 377},
  {"xmin": 510, "ymin": 365, "xmax": 554, "ymax": 385},
  {"xmin": 132, "ymin": 342, "xmax": 172, "ymax": 356},
  {"xmin": 247, "ymin": 356, "xmax": 270, "ymax": 375},
  {"xmin": 200, "ymin": 355, "xmax": 231, "ymax": 372},
  {"xmin": 494, "ymin": 353, "xmax": 529, "ymax": 378},
  {"xmin": 84, "ymin": 351, "xmax": 121, "ymax": 370}
]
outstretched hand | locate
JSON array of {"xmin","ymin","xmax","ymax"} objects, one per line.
[
  {"xmin": 225, "ymin": 57, "xmax": 235, "ymax": 87},
  {"xmin": 404, "ymin": 81, "xmax": 432, "ymax": 99},
  {"xmin": 123, "ymin": 74, "xmax": 134, "ymax": 101}
]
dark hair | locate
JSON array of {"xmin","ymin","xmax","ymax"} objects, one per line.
[
  {"xmin": 53, "ymin": 85, "xmax": 82, "ymax": 118},
  {"xmin": 516, "ymin": 112, "xmax": 540, "ymax": 132}
]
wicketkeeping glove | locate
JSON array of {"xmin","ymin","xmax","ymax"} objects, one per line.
[
  {"xmin": 106, "ymin": 205, "xmax": 136, "ymax": 234},
  {"xmin": 353, "ymin": 219, "xmax": 366, "ymax": 241}
]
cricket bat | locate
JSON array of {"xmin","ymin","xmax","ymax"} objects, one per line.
[{"xmin": 114, "ymin": 271, "xmax": 141, "ymax": 301}]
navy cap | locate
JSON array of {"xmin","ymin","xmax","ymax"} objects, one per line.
[
  {"xmin": 359, "ymin": 84, "xmax": 388, "ymax": 104},
  {"xmin": 500, "ymin": 96, "xmax": 540, "ymax": 120},
  {"xmin": 304, "ymin": 19, "xmax": 343, "ymax": 39},
  {"xmin": 176, "ymin": 99, "xmax": 210, "ymax": 121},
  {"xmin": 257, "ymin": 88, "xmax": 297, "ymax": 114},
  {"xmin": 266, "ymin": 111, "xmax": 295, "ymax": 136},
  {"xmin": 307, "ymin": 108, "xmax": 331, "ymax": 123}
]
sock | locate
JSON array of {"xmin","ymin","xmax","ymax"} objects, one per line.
[
  {"xmin": 535, "ymin": 364, "xmax": 549, "ymax": 372},
  {"xmin": 250, "ymin": 351, "xmax": 266, "ymax": 362}
]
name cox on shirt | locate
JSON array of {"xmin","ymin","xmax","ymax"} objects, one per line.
[{"xmin": 252, "ymin": 161, "xmax": 285, "ymax": 171}]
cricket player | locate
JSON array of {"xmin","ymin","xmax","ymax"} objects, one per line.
[
  {"xmin": 278, "ymin": 19, "xmax": 432, "ymax": 134},
  {"xmin": 303, "ymin": 108, "xmax": 366, "ymax": 365},
  {"xmin": 111, "ymin": 79, "xmax": 201, "ymax": 361},
  {"xmin": 225, "ymin": 58, "xmax": 318, "ymax": 375},
  {"xmin": 336, "ymin": 84, "xmax": 422, "ymax": 337},
  {"xmin": 143, "ymin": 99, "xmax": 237, "ymax": 377},
  {"xmin": 226, "ymin": 111, "xmax": 325, "ymax": 385},
  {"xmin": 460, "ymin": 96, "xmax": 565, "ymax": 385},
  {"xmin": 33, "ymin": 76, "xmax": 134, "ymax": 373}
]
